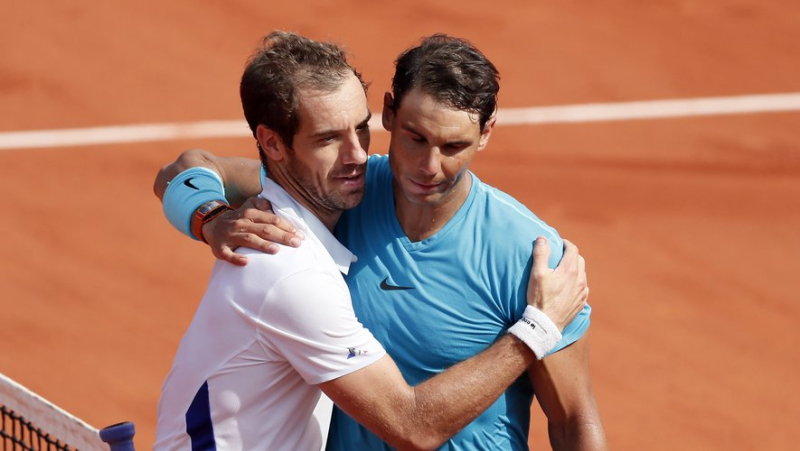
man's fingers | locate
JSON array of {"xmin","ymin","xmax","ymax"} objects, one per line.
[
  {"xmin": 239, "ymin": 222, "xmax": 301, "ymax": 248},
  {"xmin": 532, "ymin": 236, "xmax": 551, "ymax": 276},
  {"xmin": 558, "ymin": 239, "xmax": 580, "ymax": 275},
  {"xmin": 249, "ymin": 196, "xmax": 272, "ymax": 211},
  {"xmin": 578, "ymin": 254, "xmax": 587, "ymax": 287},
  {"xmin": 204, "ymin": 195, "xmax": 304, "ymax": 262},
  {"xmin": 573, "ymin": 286, "xmax": 589, "ymax": 317},
  {"xmin": 239, "ymin": 208, "xmax": 277, "ymax": 224},
  {"xmin": 239, "ymin": 195, "xmax": 304, "ymax": 243},
  {"xmin": 237, "ymin": 209, "xmax": 304, "ymax": 244},
  {"xmin": 238, "ymin": 233, "xmax": 279, "ymax": 254},
  {"xmin": 223, "ymin": 211, "xmax": 301, "ymax": 248},
  {"xmin": 216, "ymin": 246, "xmax": 249, "ymax": 267},
  {"xmin": 262, "ymin": 216, "xmax": 303, "ymax": 244},
  {"xmin": 240, "ymin": 195, "xmax": 272, "ymax": 211}
]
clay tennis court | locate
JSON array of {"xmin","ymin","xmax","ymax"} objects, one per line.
[{"xmin": 2, "ymin": 1, "xmax": 799, "ymax": 449}]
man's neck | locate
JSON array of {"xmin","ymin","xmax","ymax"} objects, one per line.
[
  {"xmin": 393, "ymin": 173, "xmax": 472, "ymax": 242},
  {"xmin": 267, "ymin": 174, "xmax": 342, "ymax": 232}
]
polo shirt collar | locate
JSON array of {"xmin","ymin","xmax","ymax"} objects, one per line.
[{"xmin": 260, "ymin": 175, "xmax": 356, "ymax": 275}]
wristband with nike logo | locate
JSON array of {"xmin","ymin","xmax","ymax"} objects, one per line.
[{"xmin": 163, "ymin": 167, "xmax": 227, "ymax": 240}]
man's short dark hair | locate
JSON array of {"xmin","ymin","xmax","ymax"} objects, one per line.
[
  {"xmin": 240, "ymin": 31, "xmax": 367, "ymax": 151},
  {"xmin": 390, "ymin": 34, "xmax": 499, "ymax": 131}
]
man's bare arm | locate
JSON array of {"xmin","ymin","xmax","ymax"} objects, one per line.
[
  {"xmin": 521, "ymin": 237, "xmax": 606, "ymax": 450},
  {"xmin": 319, "ymin": 239, "xmax": 588, "ymax": 450},
  {"xmin": 322, "ymin": 336, "xmax": 532, "ymax": 450},
  {"xmin": 527, "ymin": 241, "xmax": 607, "ymax": 450},
  {"xmin": 154, "ymin": 149, "xmax": 302, "ymax": 264},
  {"xmin": 529, "ymin": 334, "xmax": 608, "ymax": 450},
  {"xmin": 153, "ymin": 149, "xmax": 261, "ymax": 204}
]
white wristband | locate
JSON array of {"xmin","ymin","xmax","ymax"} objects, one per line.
[{"xmin": 508, "ymin": 305, "xmax": 562, "ymax": 359}]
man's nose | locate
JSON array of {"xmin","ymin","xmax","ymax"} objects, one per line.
[
  {"xmin": 419, "ymin": 147, "xmax": 442, "ymax": 175},
  {"xmin": 342, "ymin": 131, "xmax": 368, "ymax": 165}
]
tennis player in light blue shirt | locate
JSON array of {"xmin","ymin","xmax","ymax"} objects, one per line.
[{"xmin": 328, "ymin": 154, "xmax": 591, "ymax": 450}]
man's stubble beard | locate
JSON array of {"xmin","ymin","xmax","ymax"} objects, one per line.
[{"xmin": 287, "ymin": 155, "xmax": 365, "ymax": 214}]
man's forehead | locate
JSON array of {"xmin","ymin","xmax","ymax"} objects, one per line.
[
  {"xmin": 397, "ymin": 87, "xmax": 473, "ymax": 114},
  {"xmin": 296, "ymin": 79, "xmax": 369, "ymax": 133},
  {"xmin": 396, "ymin": 88, "xmax": 480, "ymax": 132}
]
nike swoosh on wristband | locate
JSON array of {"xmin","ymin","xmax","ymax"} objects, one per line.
[
  {"xmin": 379, "ymin": 277, "xmax": 414, "ymax": 291},
  {"xmin": 184, "ymin": 178, "xmax": 199, "ymax": 190}
]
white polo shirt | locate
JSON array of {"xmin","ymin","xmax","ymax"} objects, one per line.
[{"xmin": 154, "ymin": 177, "xmax": 386, "ymax": 451}]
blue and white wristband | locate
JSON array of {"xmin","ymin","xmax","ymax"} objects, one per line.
[
  {"xmin": 163, "ymin": 167, "xmax": 227, "ymax": 240},
  {"xmin": 508, "ymin": 305, "xmax": 563, "ymax": 359}
]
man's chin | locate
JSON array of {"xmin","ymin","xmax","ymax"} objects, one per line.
[
  {"xmin": 335, "ymin": 191, "xmax": 365, "ymax": 211},
  {"xmin": 400, "ymin": 191, "xmax": 442, "ymax": 207}
]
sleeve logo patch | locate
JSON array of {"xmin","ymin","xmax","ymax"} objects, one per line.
[{"xmin": 347, "ymin": 347, "xmax": 368, "ymax": 359}]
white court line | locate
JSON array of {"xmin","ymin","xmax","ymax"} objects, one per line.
[
  {"xmin": 496, "ymin": 92, "xmax": 800, "ymax": 125},
  {"xmin": 1, "ymin": 93, "xmax": 799, "ymax": 150}
]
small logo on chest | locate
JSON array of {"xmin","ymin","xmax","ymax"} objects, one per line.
[{"xmin": 379, "ymin": 277, "xmax": 415, "ymax": 291}]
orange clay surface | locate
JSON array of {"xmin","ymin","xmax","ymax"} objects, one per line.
[{"xmin": 2, "ymin": 1, "xmax": 800, "ymax": 449}]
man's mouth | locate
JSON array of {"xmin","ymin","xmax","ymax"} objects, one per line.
[
  {"xmin": 410, "ymin": 179, "xmax": 442, "ymax": 191},
  {"xmin": 335, "ymin": 171, "xmax": 365, "ymax": 185}
]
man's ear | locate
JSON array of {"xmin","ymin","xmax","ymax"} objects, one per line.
[
  {"xmin": 256, "ymin": 124, "xmax": 285, "ymax": 162},
  {"xmin": 382, "ymin": 92, "xmax": 395, "ymax": 131},
  {"xmin": 477, "ymin": 113, "xmax": 497, "ymax": 152}
]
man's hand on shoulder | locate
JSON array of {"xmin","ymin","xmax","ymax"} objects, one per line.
[
  {"xmin": 202, "ymin": 196, "xmax": 305, "ymax": 266},
  {"xmin": 528, "ymin": 237, "xmax": 588, "ymax": 331}
]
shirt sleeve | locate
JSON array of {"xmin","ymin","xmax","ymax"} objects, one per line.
[
  {"xmin": 256, "ymin": 268, "xmax": 386, "ymax": 385},
  {"xmin": 509, "ymin": 233, "xmax": 592, "ymax": 356},
  {"xmin": 543, "ymin": 235, "xmax": 592, "ymax": 356}
]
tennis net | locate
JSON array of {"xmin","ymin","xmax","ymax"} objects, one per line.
[{"xmin": 0, "ymin": 372, "xmax": 133, "ymax": 450}]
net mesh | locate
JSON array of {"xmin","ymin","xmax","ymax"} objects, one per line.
[
  {"xmin": 1, "ymin": 405, "xmax": 74, "ymax": 450},
  {"xmin": 0, "ymin": 373, "xmax": 105, "ymax": 451}
]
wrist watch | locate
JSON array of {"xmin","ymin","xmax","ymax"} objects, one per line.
[{"xmin": 191, "ymin": 200, "xmax": 232, "ymax": 243}]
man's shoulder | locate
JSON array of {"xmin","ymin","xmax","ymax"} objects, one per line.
[
  {"xmin": 467, "ymin": 177, "xmax": 563, "ymax": 267},
  {"xmin": 210, "ymin": 247, "xmax": 346, "ymax": 322},
  {"xmin": 367, "ymin": 153, "xmax": 388, "ymax": 165},
  {"xmin": 344, "ymin": 154, "xmax": 390, "ymax": 222},
  {"xmin": 236, "ymin": 244, "xmax": 331, "ymax": 279},
  {"xmin": 366, "ymin": 154, "xmax": 390, "ymax": 179},
  {"xmin": 473, "ymin": 179, "xmax": 560, "ymax": 241}
]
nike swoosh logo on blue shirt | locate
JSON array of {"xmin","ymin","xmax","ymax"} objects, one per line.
[{"xmin": 380, "ymin": 277, "xmax": 414, "ymax": 291}]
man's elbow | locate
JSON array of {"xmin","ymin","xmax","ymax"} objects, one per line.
[
  {"xmin": 386, "ymin": 435, "xmax": 446, "ymax": 451},
  {"xmin": 547, "ymin": 412, "xmax": 607, "ymax": 451},
  {"xmin": 153, "ymin": 149, "xmax": 214, "ymax": 200},
  {"xmin": 153, "ymin": 163, "xmax": 173, "ymax": 200},
  {"xmin": 382, "ymin": 424, "xmax": 453, "ymax": 451}
]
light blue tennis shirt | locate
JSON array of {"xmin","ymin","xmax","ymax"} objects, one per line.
[{"xmin": 327, "ymin": 155, "xmax": 591, "ymax": 450}]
